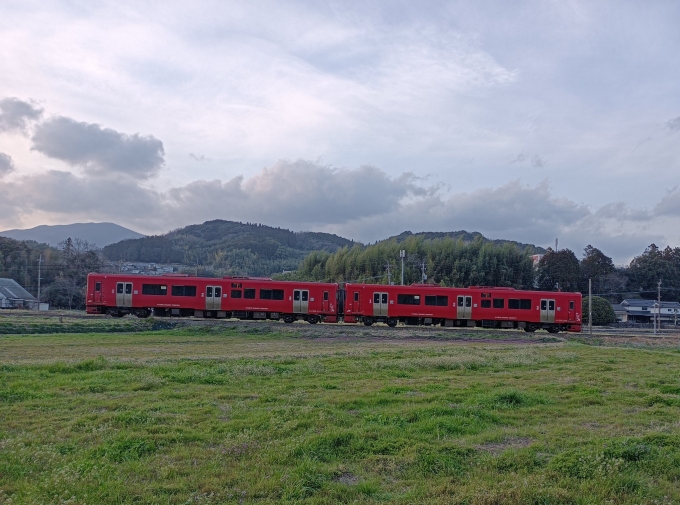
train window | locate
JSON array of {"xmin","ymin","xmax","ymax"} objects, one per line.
[
  {"xmin": 323, "ymin": 291, "xmax": 329, "ymax": 301},
  {"xmin": 425, "ymin": 295, "xmax": 448, "ymax": 306},
  {"xmin": 541, "ymin": 300, "xmax": 547, "ymax": 310},
  {"xmin": 207, "ymin": 287, "xmax": 213, "ymax": 297},
  {"xmin": 142, "ymin": 284, "xmax": 167, "ymax": 295},
  {"xmin": 466, "ymin": 297, "xmax": 471, "ymax": 307},
  {"xmin": 95, "ymin": 282, "xmax": 101, "ymax": 291},
  {"xmin": 397, "ymin": 294, "xmax": 421, "ymax": 305},
  {"xmin": 374, "ymin": 293, "xmax": 380, "ymax": 303},
  {"xmin": 520, "ymin": 299, "xmax": 532, "ymax": 310},
  {"xmin": 457, "ymin": 297, "xmax": 464, "ymax": 307},
  {"xmin": 549, "ymin": 300, "xmax": 555, "ymax": 311},
  {"xmin": 569, "ymin": 301, "xmax": 574, "ymax": 310},
  {"xmin": 117, "ymin": 283, "xmax": 124, "ymax": 294},
  {"xmin": 273, "ymin": 289, "xmax": 284, "ymax": 300},
  {"xmin": 481, "ymin": 300, "xmax": 491, "ymax": 308},
  {"xmin": 509, "ymin": 299, "xmax": 520, "ymax": 309},
  {"xmin": 172, "ymin": 286, "xmax": 196, "ymax": 296},
  {"xmin": 302, "ymin": 291, "xmax": 308, "ymax": 301},
  {"xmin": 260, "ymin": 289, "xmax": 273, "ymax": 299},
  {"xmin": 215, "ymin": 287, "xmax": 222, "ymax": 297},
  {"xmin": 382, "ymin": 293, "xmax": 388, "ymax": 304},
  {"xmin": 125, "ymin": 284, "xmax": 133, "ymax": 294},
  {"xmin": 493, "ymin": 298, "xmax": 504, "ymax": 308},
  {"xmin": 244, "ymin": 288, "xmax": 256, "ymax": 299},
  {"xmin": 354, "ymin": 292, "xmax": 359, "ymax": 302},
  {"xmin": 231, "ymin": 290, "xmax": 242, "ymax": 298}
]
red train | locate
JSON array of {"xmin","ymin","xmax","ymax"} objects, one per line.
[{"xmin": 86, "ymin": 273, "xmax": 582, "ymax": 332}]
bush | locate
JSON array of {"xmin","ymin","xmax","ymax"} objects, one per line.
[{"xmin": 582, "ymin": 296, "xmax": 616, "ymax": 325}]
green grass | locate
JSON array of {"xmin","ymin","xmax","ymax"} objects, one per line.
[{"xmin": 1, "ymin": 327, "xmax": 680, "ymax": 504}]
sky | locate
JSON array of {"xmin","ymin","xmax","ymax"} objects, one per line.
[{"xmin": 0, "ymin": 0, "xmax": 679, "ymax": 264}]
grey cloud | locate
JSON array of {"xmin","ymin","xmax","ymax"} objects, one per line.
[
  {"xmin": 0, "ymin": 153, "xmax": 15, "ymax": 177},
  {"xmin": 0, "ymin": 160, "xmax": 673, "ymax": 265},
  {"xmin": 510, "ymin": 153, "xmax": 526, "ymax": 164},
  {"xmin": 654, "ymin": 189, "xmax": 680, "ymax": 217},
  {"xmin": 31, "ymin": 116, "xmax": 164, "ymax": 178},
  {"xmin": 596, "ymin": 202, "xmax": 652, "ymax": 221},
  {"xmin": 667, "ymin": 117, "xmax": 680, "ymax": 132},
  {"xmin": 0, "ymin": 170, "xmax": 159, "ymax": 227},
  {"xmin": 0, "ymin": 97, "xmax": 43, "ymax": 133},
  {"xmin": 531, "ymin": 156, "xmax": 545, "ymax": 168},
  {"xmin": 189, "ymin": 153, "xmax": 211, "ymax": 162},
  {"xmin": 166, "ymin": 160, "xmax": 424, "ymax": 226}
]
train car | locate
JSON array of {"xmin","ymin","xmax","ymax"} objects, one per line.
[
  {"xmin": 86, "ymin": 273, "xmax": 339, "ymax": 323},
  {"xmin": 344, "ymin": 283, "xmax": 581, "ymax": 332}
]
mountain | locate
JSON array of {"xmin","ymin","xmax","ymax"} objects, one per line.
[
  {"xmin": 0, "ymin": 222, "xmax": 145, "ymax": 248},
  {"xmin": 102, "ymin": 220, "xmax": 356, "ymax": 276},
  {"xmin": 386, "ymin": 230, "xmax": 546, "ymax": 254}
]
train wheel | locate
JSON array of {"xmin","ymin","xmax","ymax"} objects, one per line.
[
  {"xmin": 308, "ymin": 316, "xmax": 318, "ymax": 324},
  {"xmin": 135, "ymin": 309, "xmax": 150, "ymax": 319},
  {"xmin": 387, "ymin": 318, "xmax": 398, "ymax": 327},
  {"xmin": 524, "ymin": 325, "xmax": 537, "ymax": 333},
  {"xmin": 283, "ymin": 315, "xmax": 295, "ymax": 324},
  {"xmin": 363, "ymin": 318, "xmax": 374, "ymax": 326},
  {"xmin": 547, "ymin": 327, "xmax": 559, "ymax": 333}
]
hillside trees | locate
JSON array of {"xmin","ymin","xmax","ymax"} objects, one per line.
[{"xmin": 291, "ymin": 237, "xmax": 535, "ymax": 288}]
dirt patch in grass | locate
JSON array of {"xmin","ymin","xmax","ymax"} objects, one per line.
[{"xmin": 477, "ymin": 437, "xmax": 534, "ymax": 455}]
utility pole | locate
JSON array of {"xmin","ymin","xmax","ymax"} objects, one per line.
[
  {"xmin": 400, "ymin": 250, "xmax": 405, "ymax": 286},
  {"xmin": 421, "ymin": 261, "xmax": 427, "ymax": 283},
  {"xmin": 385, "ymin": 262, "xmax": 392, "ymax": 285},
  {"xmin": 588, "ymin": 278, "xmax": 592, "ymax": 336},
  {"xmin": 37, "ymin": 254, "xmax": 42, "ymax": 307},
  {"xmin": 657, "ymin": 280, "xmax": 662, "ymax": 334}
]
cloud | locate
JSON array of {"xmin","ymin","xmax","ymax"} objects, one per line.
[
  {"xmin": 654, "ymin": 188, "xmax": 680, "ymax": 217},
  {"xmin": 31, "ymin": 116, "xmax": 165, "ymax": 178},
  {"xmin": 0, "ymin": 153, "xmax": 15, "ymax": 177},
  {"xmin": 1, "ymin": 158, "xmax": 668, "ymax": 263},
  {"xmin": 667, "ymin": 117, "xmax": 680, "ymax": 132},
  {"xmin": 531, "ymin": 155, "xmax": 545, "ymax": 168},
  {"xmin": 0, "ymin": 97, "xmax": 43, "ymax": 133},
  {"xmin": 165, "ymin": 160, "xmax": 427, "ymax": 226},
  {"xmin": 189, "ymin": 153, "xmax": 211, "ymax": 162}
]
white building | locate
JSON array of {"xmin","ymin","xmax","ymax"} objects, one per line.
[{"xmin": 0, "ymin": 278, "xmax": 37, "ymax": 309}]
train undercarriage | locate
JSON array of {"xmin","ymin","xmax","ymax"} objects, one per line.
[{"xmin": 94, "ymin": 305, "xmax": 574, "ymax": 332}]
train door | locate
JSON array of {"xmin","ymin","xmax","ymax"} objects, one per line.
[
  {"xmin": 353, "ymin": 291, "xmax": 360, "ymax": 312},
  {"xmin": 540, "ymin": 299, "xmax": 556, "ymax": 323},
  {"xmin": 373, "ymin": 292, "xmax": 388, "ymax": 317},
  {"xmin": 94, "ymin": 281, "xmax": 102, "ymax": 303},
  {"xmin": 205, "ymin": 286, "xmax": 222, "ymax": 310},
  {"xmin": 293, "ymin": 289, "xmax": 309, "ymax": 314},
  {"xmin": 116, "ymin": 282, "xmax": 133, "ymax": 307},
  {"xmin": 322, "ymin": 291, "xmax": 329, "ymax": 312},
  {"xmin": 457, "ymin": 295, "xmax": 472, "ymax": 319},
  {"xmin": 568, "ymin": 299, "xmax": 575, "ymax": 321}
]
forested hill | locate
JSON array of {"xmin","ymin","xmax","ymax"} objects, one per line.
[
  {"xmin": 386, "ymin": 231, "xmax": 546, "ymax": 254},
  {"xmin": 101, "ymin": 220, "xmax": 356, "ymax": 276}
]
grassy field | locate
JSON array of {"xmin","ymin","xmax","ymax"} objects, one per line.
[{"xmin": 1, "ymin": 323, "xmax": 680, "ymax": 504}]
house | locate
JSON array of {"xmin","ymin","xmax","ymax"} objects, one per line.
[
  {"xmin": 620, "ymin": 299, "xmax": 680, "ymax": 324},
  {"xmin": 0, "ymin": 278, "xmax": 37, "ymax": 309}
]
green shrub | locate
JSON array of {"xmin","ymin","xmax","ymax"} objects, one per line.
[{"xmin": 582, "ymin": 296, "xmax": 617, "ymax": 325}]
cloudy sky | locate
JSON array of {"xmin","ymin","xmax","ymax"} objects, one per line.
[{"xmin": 1, "ymin": 0, "xmax": 679, "ymax": 263}]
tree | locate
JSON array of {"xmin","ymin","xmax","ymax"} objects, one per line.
[
  {"xmin": 580, "ymin": 245, "xmax": 615, "ymax": 293},
  {"xmin": 55, "ymin": 238, "xmax": 102, "ymax": 309},
  {"xmin": 582, "ymin": 296, "xmax": 617, "ymax": 325},
  {"xmin": 536, "ymin": 248, "xmax": 581, "ymax": 291},
  {"xmin": 626, "ymin": 244, "xmax": 680, "ymax": 302}
]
